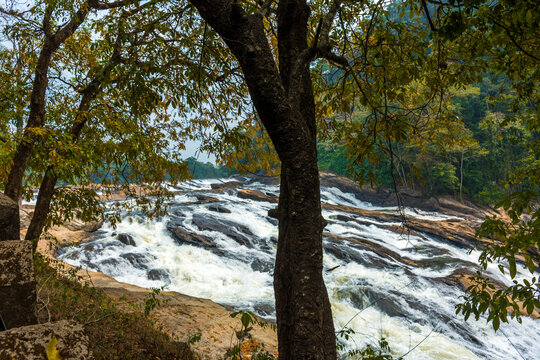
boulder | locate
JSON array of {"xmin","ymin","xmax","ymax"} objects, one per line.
[
  {"xmin": 191, "ymin": 213, "xmax": 253, "ymax": 248},
  {"xmin": 208, "ymin": 204, "xmax": 231, "ymax": 213},
  {"xmin": 0, "ymin": 240, "xmax": 37, "ymax": 328},
  {"xmin": 117, "ymin": 233, "xmax": 136, "ymax": 246},
  {"xmin": 0, "ymin": 320, "xmax": 93, "ymax": 359},
  {"xmin": 167, "ymin": 224, "xmax": 216, "ymax": 248},
  {"xmin": 0, "ymin": 194, "xmax": 19, "ymax": 240},
  {"xmin": 147, "ymin": 269, "xmax": 171, "ymax": 283},
  {"xmin": 210, "ymin": 181, "xmax": 242, "ymax": 190},
  {"xmin": 195, "ymin": 194, "xmax": 219, "ymax": 203},
  {"xmin": 237, "ymin": 189, "xmax": 278, "ymax": 203},
  {"xmin": 120, "ymin": 253, "xmax": 153, "ymax": 270}
]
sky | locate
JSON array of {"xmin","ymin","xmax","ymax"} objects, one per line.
[{"xmin": 180, "ymin": 139, "xmax": 216, "ymax": 164}]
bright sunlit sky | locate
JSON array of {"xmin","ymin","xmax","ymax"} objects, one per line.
[{"xmin": 180, "ymin": 139, "xmax": 216, "ymax": 164}]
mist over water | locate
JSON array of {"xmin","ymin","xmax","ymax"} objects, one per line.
[{"xmin": 58, "ymin": 177, "xmax": 540, "ymax": 359}]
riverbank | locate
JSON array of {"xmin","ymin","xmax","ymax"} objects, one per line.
[{"xmin": 20, "ymin": 206, "xmax": 278, "ymax": 359}]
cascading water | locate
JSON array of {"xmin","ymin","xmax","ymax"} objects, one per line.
[{"xmin": 57, "ymin": 176, "xmax": 540, "ymax": 359}]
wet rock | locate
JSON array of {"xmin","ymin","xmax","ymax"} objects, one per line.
[
  {"xmin": 251, "ymin": 258, "xmax": 274, "ymax": 273},
  {"xmin": 237, "ymin": 189, "xmax": 278, "ymax": 203},
  {"xmin": 323, "ymin": 232, "xmax": 419, "ymax": 269},
  {"xmin": 167, "ymin": 224, "xmax": 216, "ymax": 247},
  {"xmin": 208, "ymin": 204, "xmax": 231, "ymax": 213},
  {"xmin": 79, "ymin": 260, "xmax": 99, "ymax": 271},
  {"xmin": 100, "ymin": 258, "xmax": 121, "ymax": 268},
  {"xmin": 64, "ymin": 219, "xmax": 104, "ymax": 233},
  {"xmin": 147, "ymin": 269, "xmax": 171, "ymax": 283},
  {"xmin": 196, "ymin": 194, "xmax": 219, "ymax": 203},
  {"xmin": 0, "ymin": 240, "xmax": 37, "ymax": 328},
  {"xmin": 265, "ymin": 216, "xmax": 278, "ymax": 226},
  {"xmin": 0, "ymin": 193, "xmax": 20, "ymax": 240},
  {"xmin": 0, "ymin": 320, "xmax": 93, "ymax": 359},
  {"xmin": 413, "ymin": 256, "xmax": 478, "ymax": 272},
  {"xmin": 92, "ymin": 230, "xmax": 109, "ymax": 238},
  {"xmin": 63, "ymin": 250, "xmax": 85, "ymax": 261},
  {"xmin": 253, "ymin": 303, "xmax": 276, "ymax": 317},
  {"xmin": 191, "ymin": 213, "xmax": 253, "ymax": 248},
  {"xmin": 322, "ymin": 202, "xmax": 480, "ymax": 250},
  {"xmin": 117, "ymin": 233, "xmax": 136, "ymax": 246},
  {"xmin": 172, "ymin": 209, "xmax": 186, "ymax": 218},
  {"xmin": 331, "ymin": 214, "xmax": 356, "ymax": 223},
  {"xmin": 211, "ymin": 181, "xmax": 242, "ymax": 190},
  {"xmin": 120, "ymin": 253, "xmax": 151, "ymax": 269},
  {"xmin": 245, "ymin": 173, "xmax": 280, "ymax": 186}
]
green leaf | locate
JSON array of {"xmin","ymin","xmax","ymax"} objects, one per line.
[
  {"xmin": 526, "ymin": 301, "xmax": 534, "ymax": 315},
  {"xmin": 526, "ymin": 9, "xmax": 533, "ymax": 24},
  {"xmin": 492, "ymin": 317, "xmax": 500, "ymax": 331},
  {"xmin": 526, "ymin": 259, "xmax": 535, "ymax": 274},
  {"xmin": 509, "ymin": 257, "xmax": 517, "ymax": 278}
]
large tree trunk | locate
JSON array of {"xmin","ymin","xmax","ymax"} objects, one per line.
[
  {"xmin": 4, "ymin": 41, "xmax": 55, "ymax": 201},
  {"xmin": 24, "ymin": 166, "xmax": 56, "ymax": 248},
  {"xmin": 189, "ymin": 1, "xmax": 337, "ymax": 358},
  {"xmin": 276, "ymin": 161, "xmax": 336, "ymax": 358}
]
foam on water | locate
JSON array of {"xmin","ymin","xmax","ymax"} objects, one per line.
[{"xmin": 58, "ymin": 178, "xmax": 540, "ymax": 360}]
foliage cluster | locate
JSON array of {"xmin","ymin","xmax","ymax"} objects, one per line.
[{"xmin": 227, "ymin": 310, "xmax": 278, "ymax": 360}]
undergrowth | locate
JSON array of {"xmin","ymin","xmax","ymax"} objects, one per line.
[{"xmin": 34, "ymin": 252, "xmax": 196, "ymax": 360}]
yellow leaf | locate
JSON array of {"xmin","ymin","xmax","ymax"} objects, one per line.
[{"xmin": 46, "ymin": 335, "xmax": 62, "ymax": 360}]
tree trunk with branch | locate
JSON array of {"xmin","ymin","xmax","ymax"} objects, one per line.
[{"xmin": 189, "ymin": 0, "xmax": 338, "ymax": 358}]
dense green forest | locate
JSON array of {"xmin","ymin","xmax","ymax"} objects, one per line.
[
  {"xmin": 317, "ymin": 76, "xmax": 533, "ymax": 204},
  {"xmin": 186, "ymin": 156, "xmax": 232, "ymax": 179}
]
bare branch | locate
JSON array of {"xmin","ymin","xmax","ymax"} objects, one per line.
[
  {"xmin": 0, "ymin": 6, "xmax": 41, "ymax": 29},
  {"xmin": 421, "ymin": 0, "xmax": 438, "ymax": 32},
  {"xmin": 256, "ymin": 0, "xmax": 274, "ymax": 17},
  {"xmin": 317, "ymin": 0, "xmax": 342, "ymax": 53}
]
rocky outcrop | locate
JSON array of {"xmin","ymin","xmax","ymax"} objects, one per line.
[
  {"xmin": 322, "ymin": 203, "xmax": 480, "ymax": 249},
  {"xmin": 210, "ymin": 181, "xmax": 243, "ymax": 190},
  {"xmin": 117, "ymin": 233, "xmax": 136, "ymax": 246},
  {"xmin": 101, "ymin": 285, "xmax": 277, "ymax": 360},
  {"xmin": 191, "ymin": 213, "xmax": 254, "ymax": 248},
  {"xmin": 0, "ymin": 320, "xmax": 93, "ymax": 360},
  {"xmin": 0, "ymin": 194, "xmax": 19, "ymax": 240},
  {"xmin": 0, "ymin": 240, "xmax": 37, "ymax": 329},
  {"xmin": 237, "ymin": 189, "xmax": 278, "ymax": 203},
  {"xmin": 319, "ymin": 172, "xmax": 497, "ymax": 220},
  {"xmin": 167, "ymin": 224, "xmax": 216, "ymax": 248}
]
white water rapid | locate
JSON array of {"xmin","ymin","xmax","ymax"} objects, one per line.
[{"xmin": 57, "ymin": 176, "xmax": 540, "ymax": 359}]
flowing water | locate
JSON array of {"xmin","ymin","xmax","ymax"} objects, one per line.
[{"xmin": 57, "ymin": 177, "xmax": 540, "ymax": 359}]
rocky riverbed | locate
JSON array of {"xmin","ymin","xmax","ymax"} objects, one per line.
[{"xmin": 23, "ymin": 172, "xmax": 540, "ymax": 359}]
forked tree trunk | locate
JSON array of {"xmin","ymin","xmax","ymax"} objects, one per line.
[
  {"xmin": 190, "ymin": 1, "xmax": 337, "ymax": 358},
  {"xmin": 4, "ymin": 6, "xmax": 90, "ymax": 202},
  {"xmin": 25, "ymin": 56, "xmax": 120, "ymax": 247}
]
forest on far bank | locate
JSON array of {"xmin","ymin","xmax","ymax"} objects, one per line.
[{"xmin": 194, "ymin": 74, "xmax": 534, "ymax": 206}]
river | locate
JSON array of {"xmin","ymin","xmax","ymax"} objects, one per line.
[{"xmin": 57, "ymin": 176, "xmax": 540, "ymax": 359}]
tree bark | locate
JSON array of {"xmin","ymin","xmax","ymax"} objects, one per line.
[
  {"xmin": 189, "ymin": 1, "xmax": 337, "ymax": 358},
  {"xmin": 459, "ymin": 152, "xmax": 464, "ymax": 202}
]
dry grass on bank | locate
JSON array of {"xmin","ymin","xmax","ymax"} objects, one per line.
[{"xmin": 34, "ymin": 253, "xmax": 197, "ymax": 360}]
